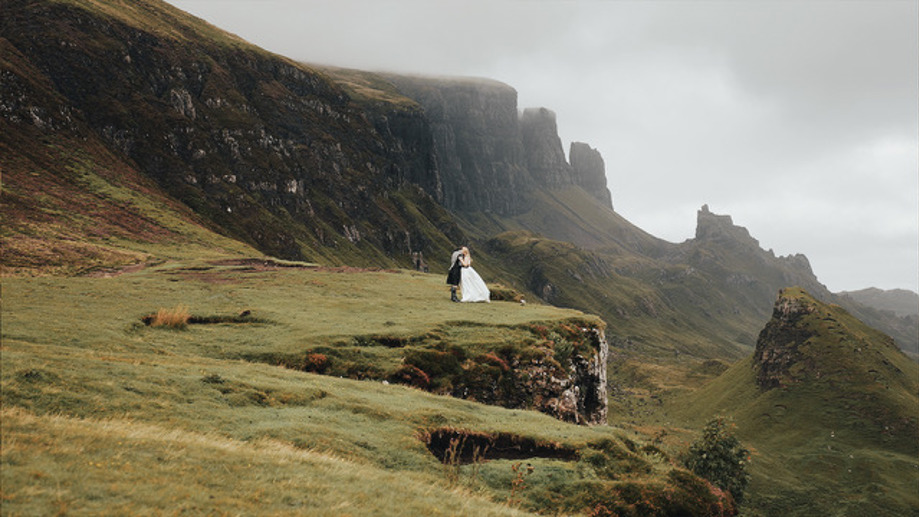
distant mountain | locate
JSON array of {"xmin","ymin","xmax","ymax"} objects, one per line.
[
  {"xmin": 669, "ymin": 287, "xmax": 919, "ymax": 515},
  {"xmin": 839, "ymin": 288, "xmax": 919, "ymax": 318}
]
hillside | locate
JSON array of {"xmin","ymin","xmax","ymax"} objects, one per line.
[
  {"xmin": 663, "ymin": 288, "xmax": 919, "ymax": 516},
  {"xmin": 1, "ymin": 0, "xmax": 471, "ymax": 271},
  {"xmin": 2, "ymin": 259, "xmax": 735, "ymax": 515}
]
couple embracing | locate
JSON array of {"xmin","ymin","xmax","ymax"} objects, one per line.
[{"xmin": 446, "ymin": 247, "xmax": 490, "ymax": 303}]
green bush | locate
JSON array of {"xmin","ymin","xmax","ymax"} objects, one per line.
[{"xmin": 682, "ymin": 417, "xmax": 751, "ymax": 503}]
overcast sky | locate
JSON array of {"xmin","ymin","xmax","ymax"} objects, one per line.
[{"xmin": 165, "ymin": 0, "xmax": 918, "ymax": 293}]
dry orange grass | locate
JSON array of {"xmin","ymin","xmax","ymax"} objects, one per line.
[{"xmin": 150, "ymin": 305, "xmax": 190, "ymax": 328}]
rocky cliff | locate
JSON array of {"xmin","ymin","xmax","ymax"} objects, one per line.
[
  {"xmin": 520, "ymin": 107, "xmax": 573, "ymax": 188},
  {"xmin": 752, "ymin": 289, "xmax": 820, "ymax": 389},
  {"xmin": 448, "ymin": 323, "xmax": 609, "ymax": 425},
  {"xmin": 379, "ymin": 76, "xmax": 613, "ymax": 215},
  {"xmin": 684, "ymin": 205, "xmax": 918, "ymax": 353},
  {"xmin": 570, "ymin": 141, "xmax": 613, "ymax": 208},
  {"xmin": 381, "ymin": 75, "xmax": 533, "ymax": 215}
]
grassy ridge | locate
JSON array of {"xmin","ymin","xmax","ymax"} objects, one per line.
[
  {"xmin": 661, "ymin": 289, "xmax": 919, "ymax": 516},
  {"xmin": 2, "ymin": 261, "xmax": 732, "ymax": 515}
]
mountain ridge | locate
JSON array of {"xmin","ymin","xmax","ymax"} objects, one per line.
[{"xmin": 839, "ymin": 287, "xmax": 919, "ymax": 318}]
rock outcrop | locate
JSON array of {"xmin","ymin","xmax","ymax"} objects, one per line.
[
  {"xmin": 752, "ymin": 289, "xmax": 819, "ymax": 389},
  {"xmin": 447, "ymin": 323, "xmax": 609, "ymax": 425},
  {"xmin": 520, "ymin": 107, "xmax": 573, "ymax": 188},
  {"xmin": 569, "ymin": 141, "xmax": 613, "ymax": 208},
  {"xmin": 695, "ymin": 204, "xmax": 759, "ymax": 247}
]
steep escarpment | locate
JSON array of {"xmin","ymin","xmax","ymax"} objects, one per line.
[
  {"xmin": 379, "ymin": 75, "xmax": 614, "ymax": 215},
  {"xmin": 674, "ymin": 205, "xmax": 918, "ymax": 353},
  {"xmin": 381, "ymin": 74, "xmax": 533, "ymax": 215},
  {"xmin": 671, "ymin": 205, "xmax": 831, "ymax": 317},
  {"xmin": 519, "ymin": 107, "xmax": 573, "ymax": 188}
]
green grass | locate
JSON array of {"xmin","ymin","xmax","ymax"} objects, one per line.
[
  {"xmin": 1, "ymin": 260, "xmax": 731, "ymax": 515},
  {"xmin": 1, "ymin": 407, "xmax": 533, "ymax": 516}
]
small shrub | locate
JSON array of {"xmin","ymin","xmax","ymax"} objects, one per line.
[
  {"xmin": 302, "ymin": 353, "xmax": 330, "ymax": 374},
  {"xmin": 682, "ymin": 417, "xmax": 751, "ymax": 503},
  {"xmin": 388, "ymin": 364, "xmax": 431, "ymax": 389}
]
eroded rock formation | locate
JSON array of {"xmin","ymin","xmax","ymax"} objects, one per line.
[
  {"xmin": 570, "ymin": 141, "xmax": 612, "ymax": 208},
  {"xmin": 520, "ymin": 107, "xmax": 573, "ymax": 188},
  {"xmin": 752, "ymin": 289, "xmax": 818, "ymax": 389}
]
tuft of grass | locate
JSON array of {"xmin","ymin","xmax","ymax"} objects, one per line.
[{"xmin": 148, "ymin": 305, "xmax": 191, "ymax": 329}]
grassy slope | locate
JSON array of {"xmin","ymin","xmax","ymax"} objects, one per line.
[
  {"xmin": 2, "ymin": 261, "xmax": 732, "ymax": 515},
  {"xmin": 660, "ymin": 288, "xmax": 919, "ymax": 516},
  {"xmin": 0, "ymin": 23, "xmax": 257, "ymax": 276},
  {"xmin": 4, "ymin": 0, "xmax": 475, "ymax": 273},
  {"xmin": 2, "ymin": 407, "xmax": 530, "ymax": 516}
]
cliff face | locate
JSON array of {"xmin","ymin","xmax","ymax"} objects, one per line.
[
  {"xmin": 694, "ymin": 204, "xmax": 760, "ymax": 246},
  {"xmin": 382, "ymin": 75, "xmax": 533, "ymax": 215},
  {"xmin": 683, "ymin": 205, "xmax": 918, "ymax": 353},
  {"xmin": 570, "ymin": 141, "xmax": 613, "ymax": 208},
  {"xmin": 520, "ymin": 107, "xmax": 573, "ymax": 188},
  {"xmin": 456, "ymin": 323, "xmax": 609, "ymax": 425},
  {"xmin": 380, "ymin": 76, "xmax": 613, "ymax": 215}
]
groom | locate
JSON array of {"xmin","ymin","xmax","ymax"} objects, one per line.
[{"xmin": 446, "ymin": 247, "xmax": 463, "ymax": 302}]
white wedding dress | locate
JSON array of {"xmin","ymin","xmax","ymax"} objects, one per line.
[{"xmin": 460, "ymin": 266, "xmax": 490, "ymax": 303}]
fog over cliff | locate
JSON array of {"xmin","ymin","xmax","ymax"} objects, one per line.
[{"xmin": 164, "ymin": 0, "xmax": 918, "ymax": 293}]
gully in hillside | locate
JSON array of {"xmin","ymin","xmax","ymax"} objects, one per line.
[{"xmin": 446, "ymin": 247, "xmax": 490, "ymax": 303}]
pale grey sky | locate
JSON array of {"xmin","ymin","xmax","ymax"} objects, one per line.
[{"xmin": 166, "ymin": 0, "xmax": 919, "ymax": 293}]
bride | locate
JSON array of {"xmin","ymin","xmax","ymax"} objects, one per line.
[{"xmin": 459, "ymin": 247, "xmax": 490, "ymax": 303}]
